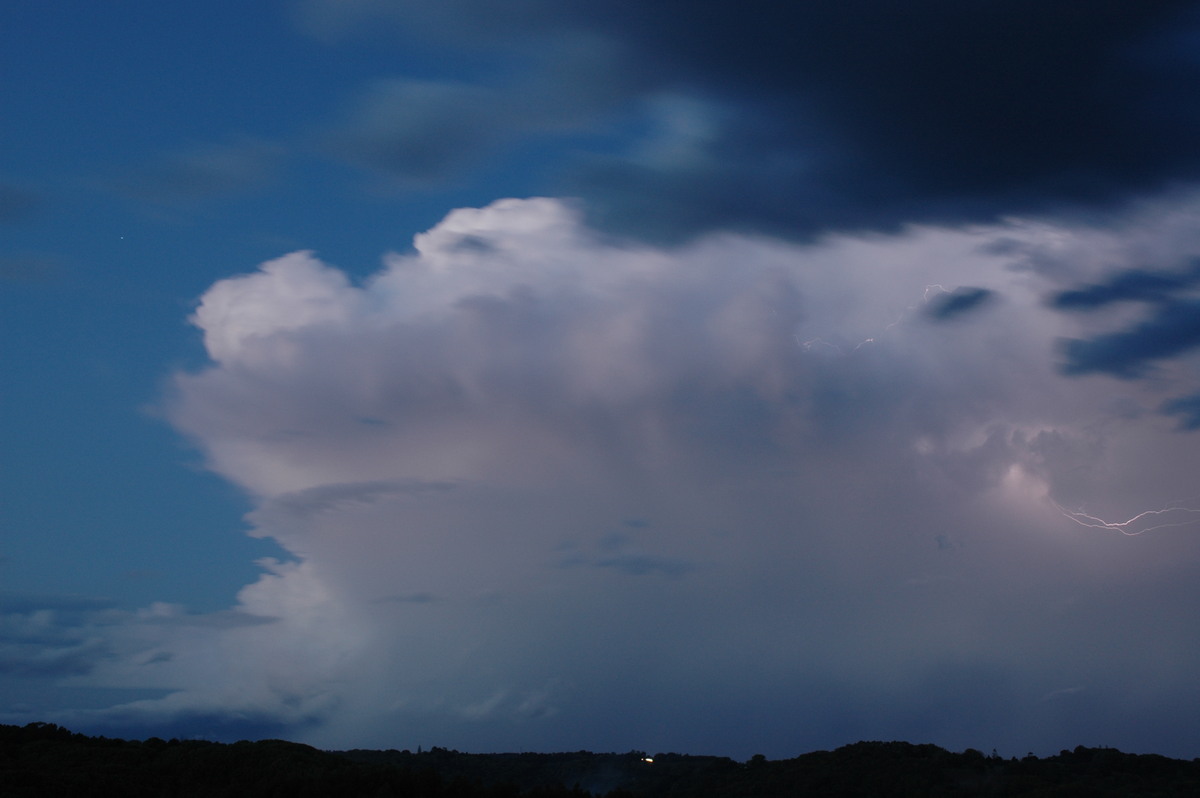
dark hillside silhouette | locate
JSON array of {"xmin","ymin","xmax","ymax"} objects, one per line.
[{"xmin": 4, "ymin": 723, "xmax": 1200, "ymax": 796}]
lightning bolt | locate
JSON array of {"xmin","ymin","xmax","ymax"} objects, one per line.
[
  {"xmin": 1053, "ymin": 499, "xmax": 1200, "ymax": 536},
  {"xmin": 797, "ymin": 336, "xmax": 844, "ymax": 354},
  {"xmin": 923, "ymin": 283, "xmax": 949, "ymax": 301}
]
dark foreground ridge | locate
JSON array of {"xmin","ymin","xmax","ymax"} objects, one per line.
[{"xmin": 4, "ymin": 723, "xmax": 1200, "ymax": 797}]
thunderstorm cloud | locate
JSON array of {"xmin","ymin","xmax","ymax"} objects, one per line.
[
  {"xmin": 11, "ymin": 2, "xmax": 1200, "ymax": 762},
  {"xmin": 26, "ymin": 194, "xmax": 1200, "ymax": 757}
]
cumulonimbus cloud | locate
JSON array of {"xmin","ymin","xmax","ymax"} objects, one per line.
[{"xmin": 37, "ymin": 194, "xmax": 1200, "ymax": 757}]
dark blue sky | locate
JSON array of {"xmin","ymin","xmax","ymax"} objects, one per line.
[{"xmin": 5, "ymin": 0, "xmax": 1200, "ymax": 759}]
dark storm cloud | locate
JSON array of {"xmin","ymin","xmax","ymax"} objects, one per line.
[
  {"xmin": 1161, "ymin": 393, "xmax": 1200, "ymax": 429},
  {"xmin": 1052, "ymin": 261, "xmax": 1200, "ymax": 378},
  {"xmin": 581, "ymin": 0, "xmax": 1200, "ymax": 238},
  {"xmin": 303, "ymin": 0, "xmax": 1200, "ymax": 240},
  {"xmin": 1059, "ymin": 299, "xmax": 1200, "ymax": 377},
  {"xmin": 1051, "ymin": 262, "xmax": 1200, "ymax": 309},
  {"xmin": 924, "ymin": 287, "xmax": 995, "ymax": 321}
]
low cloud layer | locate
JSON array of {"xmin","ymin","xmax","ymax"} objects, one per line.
[{"xmin": 11, "ymin": 193, "xmax": 1199, "ymax": 757}]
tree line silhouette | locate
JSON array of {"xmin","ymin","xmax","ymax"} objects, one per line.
[{"xmin": 4, "ymin": 722, "xmax": 1200, "ymax": 796}]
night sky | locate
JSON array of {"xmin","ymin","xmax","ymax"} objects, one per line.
[{"xmin": 6, "ymin": 1, "xmax": 1200, "ymax": 760}]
